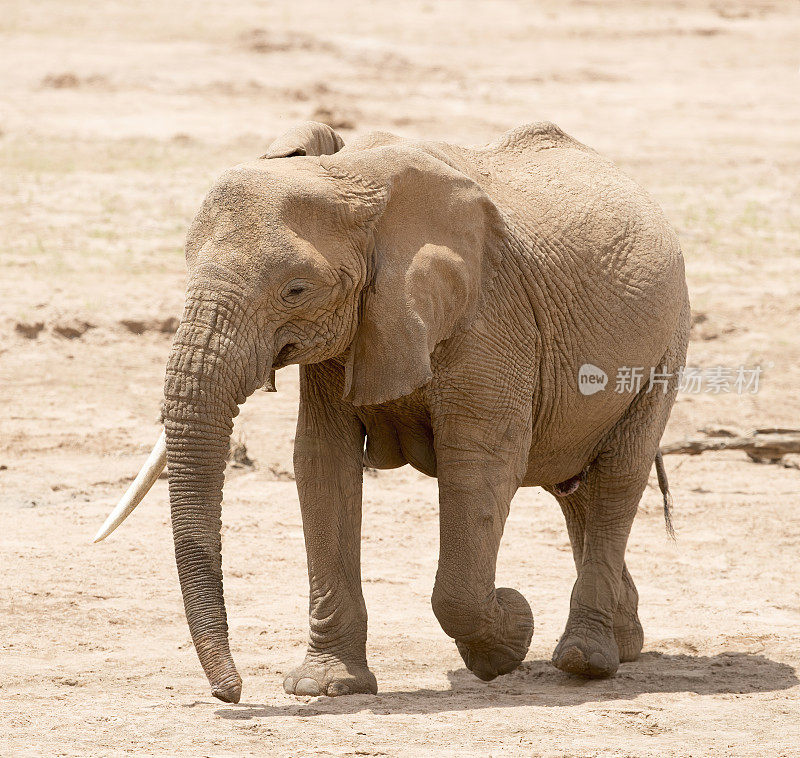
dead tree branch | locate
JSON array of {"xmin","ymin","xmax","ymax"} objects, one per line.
[{"xmin": 661, "ymin": 429, "xmax": 800, "ymax": 464}]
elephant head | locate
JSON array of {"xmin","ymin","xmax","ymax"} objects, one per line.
[{"xmin": 95, "ymin": 121, "xmax": 502, "ymax": 702}]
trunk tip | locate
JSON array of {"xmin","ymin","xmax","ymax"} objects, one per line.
[{"xmin": 212, "ymin": 679, "xmax": 242, "ymax": 704}]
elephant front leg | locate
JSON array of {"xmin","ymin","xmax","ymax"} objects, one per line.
[
  {"xmin": 283, "ymin": 367, "xmax": 377, "ymax": 697},
  {"xmin": 431, "ymin": 415, "xmax": 534, "ymax": 682}
]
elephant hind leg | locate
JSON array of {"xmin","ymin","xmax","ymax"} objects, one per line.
[
  {"xmin": 552, "ymin": 377, "xmax": 683, "ymax": 674},
  {"xmin": 556, "ymin": 489, "xmax": 644, "ymax": 664},
  {"xmin": 550, "ymin": 465, "xmax": 648, "ymax": 678},
  {"xmin": 551, "ymin": 313, "xmax": 687, "ymax": 678}
]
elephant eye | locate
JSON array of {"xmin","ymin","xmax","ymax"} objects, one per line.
[{"xmin": 281, "ymin": 279, "xmax": 310, "ymax": 302}]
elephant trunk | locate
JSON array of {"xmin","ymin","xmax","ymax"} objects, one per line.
[{"xmin": 162, "ymin": 285, "xmax": 269, "ymax": 704}]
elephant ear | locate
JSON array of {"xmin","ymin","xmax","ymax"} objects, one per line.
[
  {"xmin": 262, "ymin": 121, "xmax": 345, "ymax": 159},
  {"xmin": 321, "ymin": 146, "xmax": 501, "ymax": 406}
]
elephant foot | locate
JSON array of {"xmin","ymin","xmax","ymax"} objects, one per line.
[
  {"xmin": 283, "ymin": 653, "xmax": 377, "ymax": 697},
  {"xmin": 455, "ymin": 587, "xmax": 534, "ymax": 682},
  {"xmin": 552, "ymin": 609, "xmax": 619, "ymax": 678}
]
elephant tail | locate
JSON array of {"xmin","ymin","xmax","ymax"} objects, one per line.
[{"xmin": 655, "ymin": 450, "xmax": 675, "ymax": 540}]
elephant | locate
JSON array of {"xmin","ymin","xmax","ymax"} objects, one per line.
[{"xmin": 95, "ymin": 120, "xmax": 690, "ymax": 704}]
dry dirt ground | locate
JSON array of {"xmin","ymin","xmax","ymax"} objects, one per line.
[{"xmin": 2, "ymin": 1, "xmax": 799, "ymax": 756}]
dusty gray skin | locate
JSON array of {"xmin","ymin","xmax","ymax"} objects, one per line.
[{"xmin": 156, "ymin": 121, "xmax": 689, "ymax": 703}]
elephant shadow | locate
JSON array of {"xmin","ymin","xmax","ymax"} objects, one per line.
[{"xmin": 214, "ymin": 651, "xmax": 799, "ymax": 719}]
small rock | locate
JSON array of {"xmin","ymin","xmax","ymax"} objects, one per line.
[
  {"xmin": 157, "ymin": 316, "xmax": 179, "ymax": 334},
  {"xmin": 53, "ymin": 320, "xmax": 94, "ymax": 339},
  {"xmin": 266, "ymin": 464, "xmax": 294, "ymax": 481},
  {"xmin": 700, "ymin": 427, "xmax": 737, "ymax": 438},
  {"xmin": 227, "ymin": 437, "xmax": 254, "ymax": 468},
  {"xmin": 119, "ymin": 319, "xmax": 147, "ymax": 335},
  {"xmin": 119, "ymin": 317, "xmax": 178, "ymax": 335},
  {"xmin": 15, "ymin": 321, "xmax": 44, "ymax": 339},
  {"xmin": 42, "ymin": 72, "xmax": 80, "ymax": 88}
]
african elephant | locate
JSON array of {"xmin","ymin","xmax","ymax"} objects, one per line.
[{"xmin": 96, "ymin": 120, "xmax": 689, "ymax": 704}]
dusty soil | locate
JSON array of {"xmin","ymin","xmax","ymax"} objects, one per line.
[{"xmin": 2, "ymin": 1, "xmax": 799, "ymax": 755}]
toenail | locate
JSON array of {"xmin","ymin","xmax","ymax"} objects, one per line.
[
  {"xmin": 588, "ymin": 652, "xmax": 608, "ymax": 671},
  {"xmin": 294, "ymin": 677, "xmax": 322, "ymax": 696}
]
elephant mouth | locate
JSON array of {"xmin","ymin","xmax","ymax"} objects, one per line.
[
  {"xmin": 272, "ymin": 342, "xmax": 297, "ymax": 369},
  {"xmin": 272, "ymin": 334, "xmax": 340, "ymax": 370}
]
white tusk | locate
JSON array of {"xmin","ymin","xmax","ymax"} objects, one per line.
[{"xmin": 93, "ymin": 430, "xmax": 167, "ymax": 543}]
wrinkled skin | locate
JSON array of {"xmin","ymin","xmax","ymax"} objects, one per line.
[{"xmin": 162, "ymin": 121, "xmax": 690, "ymax": 703}]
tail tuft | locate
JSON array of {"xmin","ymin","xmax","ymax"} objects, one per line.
[{"xmin": 655, "ymin": 450, "xmax": 676, "ymax": 540}]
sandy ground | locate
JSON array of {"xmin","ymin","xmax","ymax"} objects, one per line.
[{"xmin": 2, "ymin": 1, "xmax": 800, "ymax": 755}]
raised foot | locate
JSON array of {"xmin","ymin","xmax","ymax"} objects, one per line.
[
  {"xmin": 283, "ymin": 655, "xmax": 377, "ymax": 697},
  {"xmin": 552, "ymin": 614, "xmax": 620, "ymax": 678},
  {"xmin": 456, "ymin": 587, "xmax": 534, "ymax": 682}
]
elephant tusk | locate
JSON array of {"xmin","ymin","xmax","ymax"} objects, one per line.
[{"xmin": 93, "ymin": 429, "xmax": 167, "ymax": 543}]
